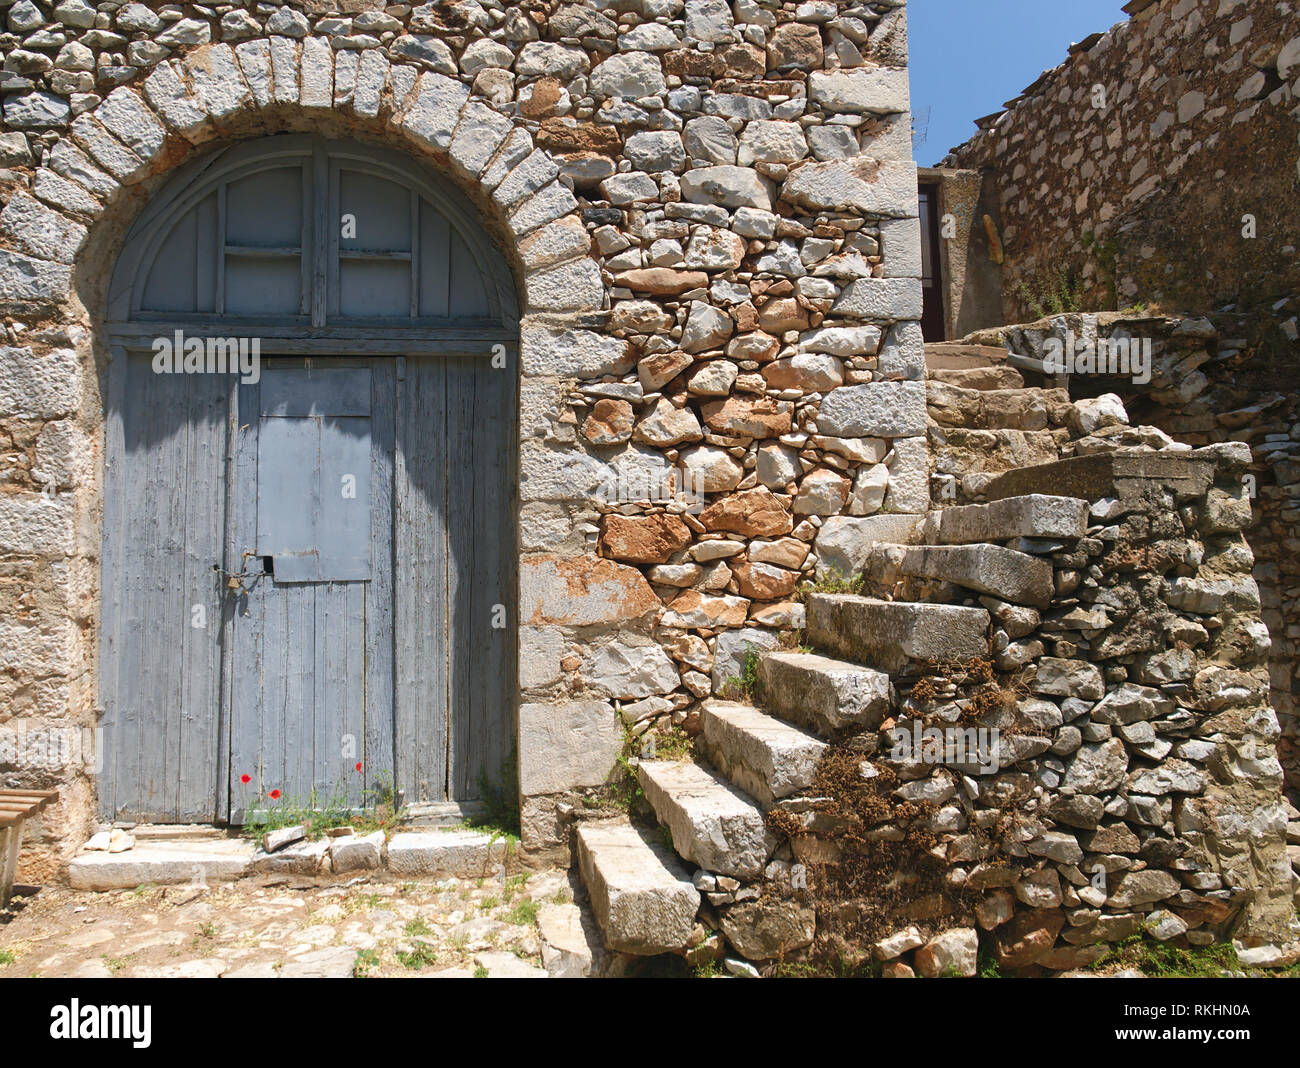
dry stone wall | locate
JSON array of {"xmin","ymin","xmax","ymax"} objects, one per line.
[
  {"xmin": 0, "ymin": 0, "xmax": 926, "ymax": 873},
  {"xmin": 939, "ymin": 309, "xmax": 1300, "ymax": 804},
  {"xmin": 942, "ymin": 0, "xmax": 1300, "ymax": 319},
  {"xmin": 825, "ymin": 446, "xmax": 1299, "ymax": 967}
]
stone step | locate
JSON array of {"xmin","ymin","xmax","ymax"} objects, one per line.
[
  {"xmin": 929, "ymin": 365, "xmax": 1025, "ymax": 391},
  {"xmin": 69, "ymin": 838, "xmax": 256, "ymax": 891},
  {"xmin": 982, "ymin": 451, "xmax": 1218, "ymax": 504},
  {"xmin": 386, "ymin": 829, "xmax": 516, "ymax": 878},
  {"xmin": 637, "ymin": 760, "xmax": 770, "ymax": 880},
  {"xmin": 697, "ymin": 700, "xmax": 826, "ymax": 806},
  {"xmin": 399, "ymin": 800, "xmax": 490, "ymax": 828},
  {"xmin": 923, "ymin": 341, "xmax": 1010, "ymax": 370},
  {"xmin": 863, "ymin": 542, "xmax": 1054, "ymax": 609},
  {"xmin": 923, "ymin": 494, "xmax": 1089, "ymax": 545},
  {"xmin": 927, "ymin": 381, "xmax": 1070, "ymax": 430},
  {"xmin": 575, "ymin": 822, "xmax": 701, "ymax": 956},
  {"xmin": 806, "ymin": 594, "xmax": 991, "ymax": 674},
  {"xmin": 129, "ymin": 823, "xmax": 227, "ymax": 841},
  {"xmin": 758, "ymin": 651, "xmax": 894, "ymax": 733}
]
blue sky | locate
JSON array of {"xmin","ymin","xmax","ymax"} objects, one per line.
[{"xmin": 908, "ymin": 0, "xmax": 1130, "ymax": 166}]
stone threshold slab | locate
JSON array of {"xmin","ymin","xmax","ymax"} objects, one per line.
[{"xmin": 68, "ymin": 827, "xmax": 519, "ymax": 890}]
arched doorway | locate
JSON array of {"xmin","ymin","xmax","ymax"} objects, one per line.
[{"xmin": 98, "ymin": 134, "xmax": 519, "ymax": 823}]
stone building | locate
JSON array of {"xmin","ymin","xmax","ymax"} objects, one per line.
[{"xmin": 1, "ymin": 0, "xmax": 1297, "ymax": 974}]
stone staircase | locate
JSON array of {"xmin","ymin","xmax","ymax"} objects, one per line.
[
  {"xmin": 576, "ymin": 488, "xmax": 1093, "ymax": 968},
  {"xmin": 924, "ymin": 343, "xmax": 1076, "ymax": 500}
]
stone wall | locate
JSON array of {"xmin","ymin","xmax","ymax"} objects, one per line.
[
  {"xmin": 737, "ymin": 439, "xmax": 1299, "ymax": 970},
  {"xmin": 940, "ymin": 309, "xmax": 1300, "ymax": 804},
  {"xmin": 0, "ymin": 0, "xmax": 927, "ymax": 875},
  {"xmin": 898, "ymin": 447, "xmax": 1297, "ymax": 965},
  {"xmin": 824, "ymin": 366, "xmax": 1300, "ymax": 967},
  {"xmin": 941, "ymin": 0, "xmax": 1300, "ymax": 320}
]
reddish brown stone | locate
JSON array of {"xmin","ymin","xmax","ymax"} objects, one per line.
[
  {"xmin": 637, "ymin": 350, "xmax": 694, "ymax": 391},
  {"xmin": 599, "ymin": 514, "xmax": 692, "ymax": 564},
  {"xmin": 536, "ymin": 117, "xmax": 622, "ymax": 155},
  {"xmin": 762, "ymin": 355, "xmax": 845, "ymax": 392},
  {"xmin": 520, "ymin": 76, "xmax": 565, "ymax": 119},
  {"xmin": 731, "ymin": 559, "xmax": 799, "ymax": 600},
  {"xmin": 581, "ymin": 399, "xmax": 634, "ymax": 445},
  {"xmin": 774, "ymin": 219, "xmax": 813, "ymax": 240},
  {"xmin": 732, "ymin": 301, "xmax": 760, "ymax": 332},
  {"xmin": 615, "ymin": 268, "xmax": 710, "ymax": 295},
  {"xmin": 662, "ymin": 49, "xmax": 720, "ymax": 79},
  {"xmin": 713, "ymin": 79, "xmax": 804, "ymax": 100},
  {"xmin": 664, "ymin": 590, "xmax": 751, "ymax": 627},
  {"xmin": 757, "ymin": 297, "xmax": 809, "ymax": 333},
  {"xmin": 767, "ymin": 22, "xmax": 823, "ymax": 71},
  {"xmin": 720, "ymin": 43, "xmax": 765, "ymax": 79},
  {"xmin": 521, "ymin": 555, "xmax": 660, "ymax": 626},
  {"xmin": 700, "ymin": 487, "xmax": 794, "ymax": 537},
  {"xmin": 700, "ymin": 396, "xmax": 792, "ymax": 438},
  {"xmin": 993, "ymin": 908, "xmax": 1066, "ymax": 969}
]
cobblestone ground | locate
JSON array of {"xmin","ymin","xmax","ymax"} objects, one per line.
[{"xmin": 0, "ymin": 867, "xmax": 578, "ymax": 979}]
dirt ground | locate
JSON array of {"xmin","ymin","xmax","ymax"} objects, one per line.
[{"xmin": 0, "ymin": 866, "xmax": 578, "ymax": 978}]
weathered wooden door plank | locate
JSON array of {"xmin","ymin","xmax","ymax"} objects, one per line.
[
  {"xmin": 394, "ymin": 357, "xmax": 450, "ymax": 801},
  {"xmin": 365, "ymin": 360, "xmax": 397, "ymax": 800}
]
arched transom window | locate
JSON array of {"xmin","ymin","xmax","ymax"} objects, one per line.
[{"xmin": 106, "ymin": 134, "xmax": 517, "ymax": 349}]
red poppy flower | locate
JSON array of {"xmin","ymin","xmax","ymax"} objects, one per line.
[
  {"xmin": 240, "ymin": 774, "xmax": 251, "ymax": 784},
  {"xmin": 355, "ymin": 762, "xmax": 362, "ymax": 773},
  {"xmin": 268, "ymin": 789, "xmax": 281, "ymax": 800}
]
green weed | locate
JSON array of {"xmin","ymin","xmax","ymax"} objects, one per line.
[
  {"xmin": 507, "ymin": 899, "xmax": 539, "ymax": 927},
  {"xmin": 721, "ymin": 647, "xmax": 764, "ymax": 702},
  {"xmin": 396, "ymin": 943, "xmax": 438, "ymax": 971},
  {"xmin": 1090, "ymin": 934, "xmax": 1239, "ymax": 978},
  {"xmin": 465, "ymin": 751, "xmax": 521, "ymax": 840},
  {"xmin": 353, "ymin": 948, "xmax": 380, "ymax": 978},
  {"xmin": 797, "ymin": 568, "xmax": 865, "ymax": 600}
]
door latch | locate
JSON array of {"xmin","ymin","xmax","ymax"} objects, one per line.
[{"xmin": 212, "ymin": 551, "xmax": 265, "ymax": 593}]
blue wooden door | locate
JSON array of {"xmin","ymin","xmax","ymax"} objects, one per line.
[
  {"xmin": 101, "ymin": 351, "xmax": 516, "ymax": 822},
  {"xmin": 228, "ymin": 360, "xmax": 394, "ymax": 819}
]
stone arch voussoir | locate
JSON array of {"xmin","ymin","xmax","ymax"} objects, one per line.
[{"xmin": 0, "ymin": 38, "xmax": 607, "ymax": 320}]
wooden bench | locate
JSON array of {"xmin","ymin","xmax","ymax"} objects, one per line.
[{"xmin": 0, "ymin": 789, "xmax": 58, "ymax": 906}]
